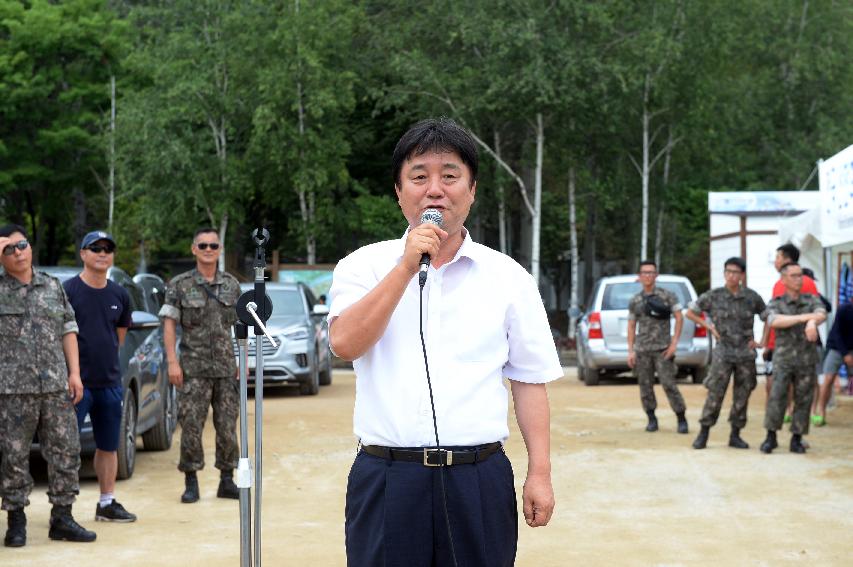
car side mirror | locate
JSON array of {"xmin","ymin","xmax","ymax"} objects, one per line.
[
  {"xmin": 312, "ymin": 304, "xmax": 330, "ymax": 316},
  {"xmin": 131, "ymin": 310, "xmax": 160, "ymax": 330},
  {"xmin": 568, "ymin": 306, "xmax": 583, "ymax": 319}
]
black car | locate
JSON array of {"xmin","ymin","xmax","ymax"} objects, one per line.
[{"xmin": 37, "ymin": 266, "xmax": 177, "ymax": 479}]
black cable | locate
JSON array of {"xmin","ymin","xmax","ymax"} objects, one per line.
[{"xmin": 419, "ymin": 281, "xmax": 458, "ymax": 567}]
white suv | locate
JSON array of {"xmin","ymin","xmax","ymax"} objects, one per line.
[{"xmin": 576, "ymin": 274, "xmax": 712, "ymax": 386}]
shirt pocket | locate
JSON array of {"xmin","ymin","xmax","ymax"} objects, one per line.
[
  {"xmin": 0, "ymin": 301, "xmax": 26, "ymax": 364},
  {"xmin": 218, "ymin": 287, "xmax": 239, "ymax": 328},
  {"xmin": 181, "ymin": 296, "xmax": 208, "ymax": 327}
]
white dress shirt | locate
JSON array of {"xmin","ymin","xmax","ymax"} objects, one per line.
[{"xmin": 328, "ymin": 230, "xmax": 563, "ymax": 447}]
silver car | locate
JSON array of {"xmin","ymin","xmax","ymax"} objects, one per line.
[
  {"xmin": 576, "ymin": 274, "xmax": 711, "ymax": 386},
  {"xmin": 234, "ymin": 282, "xmax": 332, "ymax": 395}
]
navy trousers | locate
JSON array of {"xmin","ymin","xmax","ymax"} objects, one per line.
[{"xmin": 345, "ymin": 448, "xmax": 518, "ymax": 567}]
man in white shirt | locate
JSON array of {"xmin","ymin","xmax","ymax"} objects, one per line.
[{"xmin": 328, "ymin": 118, "xmax": 563, "ymax": 566}]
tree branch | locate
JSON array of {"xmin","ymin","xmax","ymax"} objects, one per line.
[{"xmin": 628, "ymin": 153, "xmax": 643, "ymax": 175}]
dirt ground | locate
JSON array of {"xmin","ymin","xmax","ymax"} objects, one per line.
[{"xmin": 6, "ymin": 368, "xmax": 853, "ymax": 566}]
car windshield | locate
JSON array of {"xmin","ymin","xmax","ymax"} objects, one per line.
[
  {"xmin": 267, "ymin": 289, "xmax": 304, "ymax": 316},
  {"xmin": 601, "ymin": 282, "xmax": 690, "ymax": 310}
]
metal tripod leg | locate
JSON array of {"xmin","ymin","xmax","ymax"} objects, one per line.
[
  {"xmin": 236, "ymin": 335, "xmax": 252, "ymax": 567},
  {"xmin": 254, "ymin": 333, "xmax": 264, "ymax": 567}
]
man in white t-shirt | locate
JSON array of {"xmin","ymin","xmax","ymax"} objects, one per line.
[{"xmin": 328, "ymin": 117, "xmax": 563, "ymax": 566}]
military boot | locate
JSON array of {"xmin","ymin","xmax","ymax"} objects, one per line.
[
  {"xmin": 759, "ymin": 430, "xmax": 778, "ymax": 454},
  {"xmin": 676, "ymin": 412, "xmax": 689, "ymax": 434},
  {"xmin": 692, "ymin": 426, "xmax": 710, "ymax": 449},
  {"xmin": 645, "ymin": 410, "xmax": 658, "ymax": 432},
  {"xmin": 48, "ymin": 505, "xmax": 96, "ymax": 543},
  {"xmin": 790, "ymin": 434, "xmax": 807, "ymax": 454},
  {"xmin": 217, "ymin": 470, "xmax": 239, "ymax": 499},
  {"xmin": 4, "ymin": 509, "xmax": 26, "ymax": 547},
  {"xmin": 728, "ymin": 426, "xmax": 749, "ymax": 449},
  {"xmin": 181, "ymin": 471, "xmax": 200, "ymax": 503}
]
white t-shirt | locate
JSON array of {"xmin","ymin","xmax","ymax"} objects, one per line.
[{"xmin": 328, "ymin": 230, "xmax": 563, "ymax": 447}]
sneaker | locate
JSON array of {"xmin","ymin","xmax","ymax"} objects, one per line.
[{"xmin": 95, "ymin": 500, "xmax": 137, "ymax": 523}]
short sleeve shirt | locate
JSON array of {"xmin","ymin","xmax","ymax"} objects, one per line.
[
  {"xmin": 0, "ymin": 270, "xmax": 78, "ymax": 394},
  {"xmin": 328, "ymin": 230, "xmax": 563, "ymax": 447},
  {"xmin": 689, "ymin": 286, "xmax": 766, "ymax": 362},
  {"xmin": 63, "ymin": 275, "xmax": 132, "ymax": 389},
  {"xmin": 767, "ymin": 275, "xmax": 818, "ymax": 350},
  {"xmin": 628, "ymin": 287, "xmax": 682, "ymax": 352},
  {"xmin": 158, "ymin": 269, "xmax": 240, "ymax": 378},
  {"xmin": 765, "ymin": 293, "xmax": 826, "ymax": 368}
]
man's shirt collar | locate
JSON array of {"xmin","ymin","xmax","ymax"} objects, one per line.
[
  {"xmin": 1, "ymin": 268, "xmax": 42, "ymax": 289},
  {"xmin": 396, "ymin": 227, "xmax": 480, "ymax": 267}
]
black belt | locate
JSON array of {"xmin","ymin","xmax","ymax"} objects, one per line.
[{"xmin": 361, "ymin": 442, "xmax": 502, "ymax": 467}]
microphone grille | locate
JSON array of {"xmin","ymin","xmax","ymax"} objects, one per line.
[{"xmin": 419, "ymin": 208, "xmax": 444, "ymax": 228}]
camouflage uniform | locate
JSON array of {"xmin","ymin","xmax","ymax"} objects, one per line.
[
  {"xmin": 0, "ymin": 271, "xmax": 81, "ymax": 511},
  {"xmin": 688, "ymin": 287, "xmax": 766, "ymax": 428},
  {"xmin": 763, "ymin": 293, "xmax": 826, "ymax": 435},
  {"xmin": 628, "ymin": 287, "xmax": 686, "ymax": 414},
  {"xmin": 159, "ymin": 269, "xmax": 240, "ymax": 473}
]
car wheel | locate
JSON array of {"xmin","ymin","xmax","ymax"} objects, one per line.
[
  {"xmin": 117, "ymin": 388, "xmax": 137, "ymax": 480},
  {"xmin": 582, "ymin": 366, "xmax": 600, "ymax": 386},
  {"xmin": 299, "ymin": 350, "xmax": 320, "ymax": 396},
  {"xmin": 692, "ymin": 366, "xmax": 708, "ymax": 384},
  {"xmin": 143, "ymin": 383, "xmax": 176, "ymax": 451},
  {"xmin": 319, "ymin": 349, "xmax": 332, "ymax": 386}
]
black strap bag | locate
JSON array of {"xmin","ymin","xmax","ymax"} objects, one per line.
[{"xmin": 644, "ymin": 294, "xmax": 672, "ymax": 320}]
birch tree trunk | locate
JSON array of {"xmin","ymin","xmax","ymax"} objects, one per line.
[
  {"xmin": 568, "ymin": 165, "xmax": 580, "ymax": 339},
  {"xmin": 656, "ymin": 127, "xmax": 674, "ymax": 270},
  {"xmin": 295, "ymin": 0, "xmax": 315, "ymax": 264},
  {"xmin": 206, "ymin": 207, "xmax": 229, "ymax": 272},
  {"xmin": 218, "ymin": 213, "xmax": 228, "ymax": 270},
  {"xmin": 640, "ymin": 74, "xmax": 651, "ymax": 260},
  {"xmin": 654, "ymin": 209, "xmax": 664, "ymax": 268},
  {"xmin": 494, "ymin": 128, "xmax": 507, "ymax": 255},
  {"xmin": 531, "ymin": 113, "xmax": 544, "ymax": 286},
  {"xmin": 108, "ymin": 75, "xmax": 116, "ymax": 232}
]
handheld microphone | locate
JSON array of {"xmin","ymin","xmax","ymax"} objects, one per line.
[{"xmin": 418, "ymin": 208, "xmax": 444, "ymax": 287}]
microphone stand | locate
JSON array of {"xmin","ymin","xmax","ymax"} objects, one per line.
[{"xmin": 235, "ymin": 228, "xmax": 277, "ymax": 567}]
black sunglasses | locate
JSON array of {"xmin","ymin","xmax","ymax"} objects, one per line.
[
  {"xmin": 196, "ymin": 242, "xmax": 220, "ymax": 250},
  {"xmin": 2, "ymin": 239, "xmax": 29, "ymax": 256},
  {"xmin": 87, "ymin": 244, "xmax": 115, "ymax": 254}
]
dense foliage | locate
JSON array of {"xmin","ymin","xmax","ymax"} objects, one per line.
[{"xmin": 1, "ymin": 0, "xmax": 850, "ymax": 298}]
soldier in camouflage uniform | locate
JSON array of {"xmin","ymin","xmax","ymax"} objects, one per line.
[
  {"xmin": 685, "ymin": 257, "xmax": 766, "ymax": 450},
  {"xmin": 159, "ymin": 228, "xmax": 241, "ymax": 502},
  {"xmin": 627, "ymin": 260, "xmax": 688, "ymax": 434},
  {"xmin": 0, "ymin": 224, "xmax": 96, "ymax": 547},
  {"xmin": 760, "ymin": 263, "xmax": 826, "ymax": 454}
]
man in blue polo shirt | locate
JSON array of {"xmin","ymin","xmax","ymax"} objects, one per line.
[{"xmin": 63, "ymin": 231, "xmax": 136, "ymax": 523}]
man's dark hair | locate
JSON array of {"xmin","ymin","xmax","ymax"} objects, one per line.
[
  {"xmin": 776, "ymin": 243, "xmax": 800, "ymax": 263},
  {"xmin": 780, "ymin": 262, "xmax": 800, "ymax": 274},
  {"xmin": 724, "ymin": 257, "xmax": 746, "ymax": 272},
  {"xmin": 638, "ymin": 259, "xmax": 657, "ymax": 271},
  {"xmin": 391, "ymin": 117, "xmax": 478, "ymax": 187},
  {"xmin": 194, "ymin": 227, "xmax": 219, "ymax": 240},
  {"xmin": 0, "ymin": 223, "xmax": 28, "ymax": 240}
]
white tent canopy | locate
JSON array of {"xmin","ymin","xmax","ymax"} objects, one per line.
[{"xmin": 778, "ymin": 144, "xmax": 853, "ymax": 306}]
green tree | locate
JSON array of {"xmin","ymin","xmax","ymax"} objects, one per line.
[
  {"xmin": 248, "ymin": 0, "xmax": 361, "ymax": 264},
  {"xmin": 0, "ymin": 0, "xmax": 126, "ymax": 263},
  {"xmin": 115, "ymin": 0, "xmax": 262, "ymax": 267}
]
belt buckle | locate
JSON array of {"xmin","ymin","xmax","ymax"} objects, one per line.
[{"xmin": 423, "ymin": 448, "xmax": 452, "ymax": 467}]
